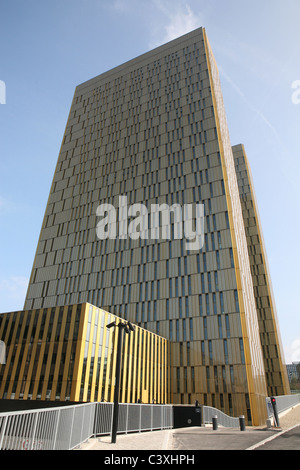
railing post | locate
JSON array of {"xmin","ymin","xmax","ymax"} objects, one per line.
[
  {"xmin": 68, "ymin": 407, "xmax": 76, "ymax": 450},
  {"xmin": 93, "ymin": 403, "xmax": 98, "ymax": 437},
  {"xmin": 139, "ymin": 404, "xmax": 142, "ymax": 433},
  {"xmin": 80, "ymin": 405, "xmax": 85, "ymax": 444},
  {"xmin": 29, "ymin": 412, "xmax": 39, "ymax": 450},
  {"xmin": 151, "ymin": 405, "xmax": 153, "ymax": 431},
  {"xmin": 126, "ymin": 404, "xmax": 129, "ymax": 434},
  {"xmin": 52, "ymin": 409, "xmax": 61, "ymax": 450},
  {"xmin": 0, "ymin": 416, "xmax": 8, "ymax": 450}
]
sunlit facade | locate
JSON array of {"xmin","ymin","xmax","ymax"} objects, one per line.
[
  {"xmin": 0, "ymin": 303, "xmax": 169, "ymax": 404},
  {"xmin": 232, "ymin": 144, "xmax": 289, "ymax": 397}
]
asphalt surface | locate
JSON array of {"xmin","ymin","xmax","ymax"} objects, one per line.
[{"xmin": 253, "ymin": 425, "xmax": 300, "ymax": 450}]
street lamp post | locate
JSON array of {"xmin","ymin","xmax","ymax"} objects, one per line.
[{"xmin": 106, "ymin": 320, "xmax": 135, "ymax": 444}]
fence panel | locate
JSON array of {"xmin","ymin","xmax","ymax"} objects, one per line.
[
  {"xmin": 93, "ymin": 402, "xmax": 113, "ymax": 435},
  {"xmin": 140, "ymin": 405, "xmax": 151, "ymax": 431},
  {"xmin": 92, "ymin": 403, "xmax": 173, "ymax": 437},
  {"xmin": 126, "ymin": 404, "xmax": 141, "ymax": 433},
  {"xmin": 202, "ymin": 406, "xmax": 240, "ymax": 428},
  {"xmin": 0, "ymin": 404, "xmax": 96, "ymax": 451}
]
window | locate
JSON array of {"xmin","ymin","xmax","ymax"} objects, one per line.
[
  {"xmin": 204, "ymin": 317, "xmax": 208, "ymax": 339},
  {"xmin": 216, "ymin": 251, "xmax": 220, "ymax": 270},
  {"xmin": 221, "ymin": 180, "xmax": 225, "ymax": 195},
  {"xmin": 209, "ymin": 340, "xmax": 213, "ymax": 363},
  {"xmin": 229, "ymin": 248, "xmax": 234, "ymax": 268},
  {"xmin": 220, "ymin": 292, "xmax": 224, "ymax": 314},
  {"xmin": 218, "ymin": 315, "xmax": 223, "ymax": 338},
  {"xmin": 206, "ymin": 367, "xmax": 210, "ymax": 393},
  {"xmin": 183, "ymin": 319, "xmax": 186, "ymax": 341},
  {"xmin": 225, "ymin": 211, "xmax": 230, "ymax": 229},
  {"xmin": 201, "ymin": 341, "xmax": 205, "ymax": 365},
  {"xmin": 199, "ymin": 295, "xmax": 203, "ymax": 316},
  {"xmin": 187, "ymin": 342, "xmax": 190, "ymax": 366},
  {"xmin": 211, "ymin": 232, "xmax": 215, "ymax": 251},
  {"xmin": 201, "ymin": 273, "xmax": 205, "ymax": 293},
  {"xmin": 214, "ymin": 271, "xmax": 219, "ymax": 292},
  {"xmin": 234, "ymin": 290, "xmax": 240, "ymax": 313},
  {"xmin": 185, "ymin": 297, "xmax": 189, "ymax": 318},
  {"xmin": 224, "ymin": 339, "xmax": 229, "ymax": 364},
  {"xmin": 225, "ymin": 314, "xmax": 230, "ymax": 337},
  {"xmin": 177, "ymin": 368, "xmax": 180, "ymax": 393},
  {"xmin": 191, "ymin": 367, "xmax": 195, "ymax": 393},
  {"xmin": 213, "ymin": 214, "xmax": 217, "ymax": 231},
  {"xmin": 218, "ymin": 231, "xmax": 222, "ymax": 249},
  {"xmin": 189, "ymin": 318, "xmax": 193, "ymax": 340},
  {"xmin": 205, "ymin": 294, "xmax": 211, "ymax": 316},
  {"xmin": 239, "ymin": 338, "xmax": 245, "ymax": 364}
]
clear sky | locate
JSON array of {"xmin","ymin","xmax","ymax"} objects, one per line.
[{"xmin": 0, "ymin": 0, "xmax": 299, "ymax": 363}]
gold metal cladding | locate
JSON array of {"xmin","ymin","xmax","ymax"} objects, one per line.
[{"xmin": 202, "ymin": 28, "xmax": 268, "ymax": 425}]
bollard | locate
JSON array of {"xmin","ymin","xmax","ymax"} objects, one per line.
[
  {"xmin": 239, "ymin": 415, "xmax": 246, "ymax": 431},
  {"xmin": 212, "ymin": 415, "xmax": 218, "ymax": 431}
]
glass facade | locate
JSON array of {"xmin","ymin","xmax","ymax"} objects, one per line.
[{"xmin": 232, "ymin": 144, "xmax": 290, "ymax": 397}]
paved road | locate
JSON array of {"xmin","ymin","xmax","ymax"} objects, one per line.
[
  {"xmin": 171, "ymin": 427, "xmax": 276, "ymax": 451},
  {"xmin": 253, "ymin": 425, "xmax": 300, "ymax": 450}
]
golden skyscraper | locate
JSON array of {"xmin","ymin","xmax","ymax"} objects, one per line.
[{"xmin": 19, "ymin": 28, "xmax": 289, "ymax": 424}]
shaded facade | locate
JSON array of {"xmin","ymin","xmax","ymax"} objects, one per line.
[
  {"xmin": 0, "ymin": 304, "xmax": 169, "ymax": 404},
  {"xmin": 8, "ymin": 27, "xmax": 288, "ymax": 425},
  {"xmin": 232, "ymin": 144, "xmax": 290, "ymax": 397}
]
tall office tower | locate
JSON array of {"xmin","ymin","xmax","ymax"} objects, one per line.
[
  {"xmin": 24, "ymin": 27, "xmax": 279, "ymax": 424},
  {"xmin": 232, "ymin": 144, "xmax": 290, "ymax": 397}
]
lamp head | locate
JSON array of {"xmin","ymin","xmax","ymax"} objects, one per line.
[{"xmin": 127, "ymin": 321, "xmax": 135, "ymax": 332}]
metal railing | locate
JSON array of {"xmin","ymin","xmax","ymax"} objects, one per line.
[
  {"xmin": 0, "ymin": 400, "xmax": 253, "ymax": 450},
  {"xmin": 0, "ymin": 402, "xmax": 96, "ymax": 450},
  {"xmin": 266, "ymin": 394, "xmax": 300, "ymax": 420},
  {"xmin": 202, "ymin": 406, "xmax": 240, "ymax": 428},
  {"xmin": 0, "ymin": 402, "xmax": 173, "ymax": 450},
  {"xmin": 93, "ymin": 402, "xmax": 173, "ymax": 436}
]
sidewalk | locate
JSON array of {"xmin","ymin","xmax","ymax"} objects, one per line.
[
  {"xmin": 77, "ymin": 404, "xmax": 300, "ymax": 451},
  {"xmin": 78, "ymin": 428, "xmax": 172, "ymax": 451}
]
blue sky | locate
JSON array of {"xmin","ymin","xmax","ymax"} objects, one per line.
[{"xmin": 0, "ymin": 0, "xmax": 299, "ymax": 363}]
